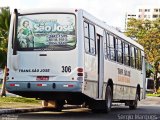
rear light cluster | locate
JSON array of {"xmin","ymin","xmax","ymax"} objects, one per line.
[
  {"xmin": 10, "ymin": 83, "xmax": 19, "ymax": 87},
  {"xmin": 37, "ymin": 84, "xmax": 47, "ymax": 87},
  {"xmin": 77, "ymin": 68, "xmax": 83, "ymax": 76},
  {"xmin": 6, "ymin": 68, "xmax": 9, "ymax": 76},
  {"xmin": 10, "ymin": 84, "xmax": 15, "ymax": 86},
  {"xmin": 63, "ymin": 84, "xmax": 74, "ymax": 88}
]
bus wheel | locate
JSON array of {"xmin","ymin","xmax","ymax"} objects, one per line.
[
  {"xmin": 129, "ymin": 93, "xmax": 138, "ymax": 110},
  {"xmin": 54, "ymin": 100, "xmax": 64, "ymax": 112},
  {"xmin": 105, "ymin": 86, "xmax": 112, "ymax": 112}
]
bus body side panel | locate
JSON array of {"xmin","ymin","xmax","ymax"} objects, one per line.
[
  {"xmin": 81, "ymin": 9, "xmax": 145, "ymax": 102},
  {"xmin": 83, "ymin": 54, "xmax": 98, "ymax": 98},
  {"xmin": 103, "ymin": 59, "xmax": 143, "ymax": 101},
  {"xmin": 76, "ymin": 9, "xmax": 85, "ymax": 93}
]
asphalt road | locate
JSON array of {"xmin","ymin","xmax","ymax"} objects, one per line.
[{"xmin": 1, "ymin": 97, "xmax": 160, "ymax": 120}]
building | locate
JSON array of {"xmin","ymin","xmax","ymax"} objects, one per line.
[
  {"xmin": 125, "ymin": 13, "xmax": 136, "ymax": 30},
  {"xmin": 136, "ymin": 6, "xmax": 160, "ymax": 20},
  {"xmin": 125, "ymin": 6, "xmax": 160, "ymax": 30}
]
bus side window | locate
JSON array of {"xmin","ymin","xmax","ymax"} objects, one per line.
[
  {"xmin": 117, "ymin": 38, "xmax": 123, "ymax": 63},
  {"xmin": 137, "ymin": 49, "xmax": 142, "ymax": 70},
  {"xmin": 123, "ymin": 43, "xmax": 129, "ymax": 66},
  {"xmin": 135, "ymin": 48, "xmax": 141, "ymax": 70},
  {"xmin": 135, "ymin": 48, "xmax": 137, "ymax": 69},
  {"xmin": 128, "ymin": 45, "xmax": 131, "ymax": 66},
  {"xmin": 130, "ymin": 46, "xmax": 136, "ymax": 68},
  {"xmin": 89, "ymin": 24, "xmax": 96, "ymax": 55},
  {"xmin": 135, "ymin": 48, "xmax": 138, "ymax": 69},
  {"xmin": 84, "ymin": 21, "xmax": 96, "ymax": 55},
  {"xmin": 104, "ymin": 32, "xmax": 107, "ymax": 59},
  {"xmin": 106, "ymin": 32, "xmax": 110, "ymax": 59},
  {"xmin": 84, "ymin": 22, "xmax": 90, "ymax": 53},
  {"xmin": 139, "ymin": 50, "xmax": 142, "ymax": 70},
  {"xmin": 109, "ymin": 34, "xmax": 116, "ymax": 61}
]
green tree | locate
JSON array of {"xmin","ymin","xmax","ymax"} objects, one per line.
[
  {"xmin": 125, "ymin": 18, "xmax": 160, "ymax": 63},
  {"xmin": 154, "ymin": 57, "xmax": 160, "ymax": 91},
  {"xmin": 125, "ymin": 18, "xmax": 160, "ymax": 91},
  {"xmin": 0, "ymin": 7, "xmax": 10, "ymax": 96},
  {"xmin": 125, "ymin": 18, "xmax": 149, "ymax": 39}
]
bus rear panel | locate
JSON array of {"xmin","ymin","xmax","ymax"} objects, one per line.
[{"xmin": 6, "ymin": 9, "xmax": 85, "ymax": 103}]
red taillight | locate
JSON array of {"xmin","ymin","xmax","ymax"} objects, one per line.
[
  {"xmin": 77, "ymin": 68, "xmax": 83, "ymax": 72},
  {"xmin": 63, "ymin": 84, "xmax": 74, "ymax": 88},
  {"xmin": 77, "ymin": 68, "xmax": 83, "ymax": 77},
  {"xmin": 10, "ymin": 84, "xmax": 15, "ymax": 87},
  {"xmin": 6, "ymin": 73, "xmax": 9, "ymax": 76},
  {"xmin": 77, "ymin": 73, "xmax": 83, "ymax": 76},
  {"xmin": 10, "ymin": 83, "xmax": 19, "ymax": 87},
  {"xmin": 37, "ymin": 84, "xmax": 42, "ymax": 86},
  {"xmin": 37, "ymin": 83, "xmax": 47, "ymax": 87},
  {"xmin": 68, "ymin": 84, "xmax": 74, "ymax": 87},
  {"xmin": 6, "ymin": 68, "xmax": 9, "ymax": 72},
  {"xmin": 6, "ymin": 68, "xmax": 9, "ymax": 76}
]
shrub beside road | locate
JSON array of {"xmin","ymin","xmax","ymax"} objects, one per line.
[
  {"xmin": 0, "ymin": 97, "xmax": 41, "ymax": 108},
  {"xmin": 147, "ymin": 93, "xmax": 160, "ymax": 97}
]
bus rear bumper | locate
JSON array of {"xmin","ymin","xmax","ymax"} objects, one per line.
[{"xmin": 6, "ymin": 81, "xmax": 82, "ymax": 98}]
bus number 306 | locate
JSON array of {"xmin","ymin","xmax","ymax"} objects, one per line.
[{"xmin": 62, "ymin": 66, "xmax": 71, "ymax": 73}]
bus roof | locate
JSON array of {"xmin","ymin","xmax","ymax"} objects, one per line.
[
  {"xmin": 14, "ymin": 8, "xmax": 144, "ymax": 51},
  {"xmin": 13, "ymin": 8, "xmax": 77, "ymax": 14}
]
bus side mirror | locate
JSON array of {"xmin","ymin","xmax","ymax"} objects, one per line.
[{"xmin": 12, "ymin": 54, "xmax": 19, "ymax": 71}]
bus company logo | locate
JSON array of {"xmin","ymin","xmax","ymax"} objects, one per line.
[
  {"xmin": 31, "ymin": 18, "xmax": 74, "ymax": 33},
  {"xmin": 117, "ymin": 68, "xmax": 131, "ymax": 77},
  {"xmin": 33, "ymin": 23, "xmax": 74, "ymax": 33},
  {"xmin": 19, "ymin": 69, "xmax": 50, "ymax": 73},
  {"xmin": 117, "ymin": 68, "xmax": 131, "ymax": 83}
]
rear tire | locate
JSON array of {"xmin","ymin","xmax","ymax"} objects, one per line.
[
  {"xmin": 54, "ymin": 100, "xmax": 64, "ymax": 112},
  {"xmin": 129, "ymin": 93, "xmax": 138, "ymax": 110},
  {"xmin": 90, "ymin": 86, "xmax": 112, "ymax": 113}
]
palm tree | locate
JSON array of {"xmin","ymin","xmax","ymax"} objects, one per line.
[{"xmin": 0, "ymin": 7, "xmax": 10, "ymax": 97}]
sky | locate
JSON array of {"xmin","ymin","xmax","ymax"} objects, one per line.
[{"xmin": 0, "ymin": 0, "xmax": 160, "ymax": 30}]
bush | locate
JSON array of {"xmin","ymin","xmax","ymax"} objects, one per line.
[
  {"xmin": 157, "ymin": 88, "xmax": 160, "ymax": 94},
  {"xmin": 147, "ymin": 94, "xmax": 160, "ymax": 97},
  {"xmin": 0, "ymin": 97, "xmax": 40, "ymax": 103}
]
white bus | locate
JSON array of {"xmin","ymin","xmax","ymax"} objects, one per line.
[{"xmin": 6, "ymin": 9, "xmax": 146, "ymax": 112}]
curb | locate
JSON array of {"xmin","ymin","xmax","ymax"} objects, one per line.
[
  {"xmin": 0, "ymin": 107, "xmax": 44, "ymax": 115},
  {"xmin": 0, "ymin": 105, "xmax": 82, "ymax": 114}
]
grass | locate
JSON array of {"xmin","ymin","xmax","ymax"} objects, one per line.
[
  {"xmin": 0, "ymin": 96, "xmax": 40, "ymax": 103},
  {"xmin": 0, "ymin": 96, "xmax": 41, "ymax": 108},
  {"xmin": 146, "ymin": 93, "xmax": 160, "ymax": 97}
]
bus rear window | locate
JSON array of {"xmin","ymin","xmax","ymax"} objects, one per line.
[{"xmin": 16, "ymin": 14, "xmax": 76, "ymax": 51}]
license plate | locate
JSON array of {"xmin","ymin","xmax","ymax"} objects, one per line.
[{"xmin": 36, "ymin": 76, "xmax": 49, "ymax": 80}]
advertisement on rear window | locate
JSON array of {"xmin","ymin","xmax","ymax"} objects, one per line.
[{"xmin": 17, "ymin": 14, "xmax": 76, "ymax": 51}]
